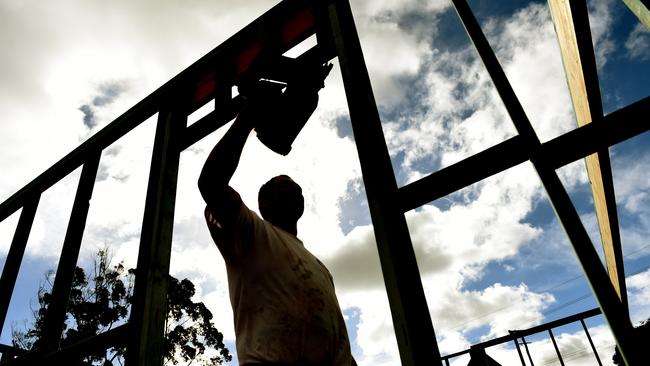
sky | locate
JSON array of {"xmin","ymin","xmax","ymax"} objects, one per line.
[{"xmin": 0, "ymin": 0, "xmax": 649, "ymax": 365}]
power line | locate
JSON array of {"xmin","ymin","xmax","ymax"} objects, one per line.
[
  {"xmin": 543, "ymin": 293, "xmax": 592, "ymax": 316},
  {"xmin": 537, "ymin": 342, "xmax": 616, "ymax": 366},
  {"xmin": 533, "ymin": 241, "xmax": 650, "ymax": 295}
]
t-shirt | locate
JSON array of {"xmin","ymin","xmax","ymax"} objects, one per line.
[{"xmin": 204, "ymin": 201, "xmax": 352, "ymax": 365}]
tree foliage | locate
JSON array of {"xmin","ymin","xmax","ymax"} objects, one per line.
[{"xmin": 12, "ymin": 250, "xmax": 231, "ymax": 365}]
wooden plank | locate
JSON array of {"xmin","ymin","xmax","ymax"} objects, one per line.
[
  {"xmin": 548, "ymin": 0, "xmax": 593, "ymax": 123},
  {"xmin": 548, "ymin": 0, "xmax": 627, "ymax": 306},
  {"xmin": 40, "ymin": 152, "xmax": 101, "ymax": 353},
  {"xmin": 125, "ymin": 107, "xmax": 183, "ymax": 366},
  {"xmin": 327, "ymin": 0, "xmax": 441, "ymax": 364},
  {"xmin": 0, "ymin": 196, "xmax": 40, "ymax": 335},
  {"xmin": 622, "ymin": 0, "xmax": 650, "ymax": 29}
]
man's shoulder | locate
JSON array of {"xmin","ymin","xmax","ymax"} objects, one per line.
[
  {"xmin": 204, "ymin": 189, "xmax": 268, "ymax": 262},
  {"xmin": 204, "ymin": 187, "xmax": 250, "ymax": 228}
]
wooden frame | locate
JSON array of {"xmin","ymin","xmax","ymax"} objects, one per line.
[{"xmin": 0, "ymin": 0, "xmax": 647, "ymax": 365}]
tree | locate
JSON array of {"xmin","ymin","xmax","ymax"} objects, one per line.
[{"xmin": 11, "ymin": 250, "xmax": 231, "ymax": 365}]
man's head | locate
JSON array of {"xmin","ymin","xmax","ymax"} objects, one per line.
[{"xmin": 258, "ymin": 175, "xmax": 304, "ymax": 232}]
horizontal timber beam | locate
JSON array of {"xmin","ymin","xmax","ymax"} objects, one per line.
[{"xmin": 399, "ymin": 96, "xmax": 650, "ymax": 212}]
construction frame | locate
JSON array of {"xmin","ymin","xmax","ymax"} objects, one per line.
[{"xmin": 0, "ymin": 0, "xmax": 649, "ymax": 365}]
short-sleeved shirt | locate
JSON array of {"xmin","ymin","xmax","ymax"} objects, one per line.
[{"xmin": 204, "ymin": 200, "xmax": 352, "ymax": 365}]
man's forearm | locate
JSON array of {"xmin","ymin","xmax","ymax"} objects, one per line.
[{"xmin": 198, "ymin": 114, "xmax": 254, "ymax": 202}]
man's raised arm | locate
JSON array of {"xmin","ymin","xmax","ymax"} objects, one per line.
[{"xmin": 198, "ymin": 111, "xmax": 255, "ymax": 216}]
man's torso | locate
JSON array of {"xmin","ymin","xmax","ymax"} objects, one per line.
[{"xmin": 205, "ymin": 204, "xmax": 352, "ymax": 365}]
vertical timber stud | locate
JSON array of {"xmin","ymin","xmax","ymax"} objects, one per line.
[
  {"xmin": 0, "ymin": 195, "xmax": 40, "ymax": 334},
  {"xmin": 40, "ymin": 152, "xmax": 101, "ymax": 355},
  {"xmin": 548, "ymin": 0, "xmax": 628, "ymax": 308},
  {"xmin": 451, "ymin": 0, "xmax": 639, "ymax": 364},
  {"xmin": 326, "ymin": 0, "xmax": 441, "ymax": 365},
  {"xmin": 126, "ymin": 101, "xmax": 184, "ymax": 366}
]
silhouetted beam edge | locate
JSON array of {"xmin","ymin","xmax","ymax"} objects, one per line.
[{"xmin": 549, "ymin": 0, "xmax": 627, "ymax": 305}]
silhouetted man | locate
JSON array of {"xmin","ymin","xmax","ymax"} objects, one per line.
[{"xmin": 198, "ymin": 89, "xmax": 354, "ymax": 365}]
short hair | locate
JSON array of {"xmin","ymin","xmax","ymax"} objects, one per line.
[{"xmin": 258, "ymin": 175, "xmax": 304, "ymax": 221}]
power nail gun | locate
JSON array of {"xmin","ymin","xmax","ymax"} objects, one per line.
[{"xmin": 236, "ymin": 53, "xmax": 333, "ymax": 155}]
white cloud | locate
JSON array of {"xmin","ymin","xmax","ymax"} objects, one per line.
[
  {"xmin": 381, "ymin": 45, "xmax": 515, "ymax": 182},
  {"xmin": 610, "ymin": 147, "xmax": 650, "ymax": 259},
  {"xmin": 612, "ymin": 148, "xmax": 650, "ymax": 213},
  {"xmin": 627, "ymin": 268, "xmax": 650, "ymax": 324},
  {"xmin": 486, "ymin": 3, "xmax": 577, "ymax": 142},
  {"xmin": 9, "ymin": 169, "xmax": 82, "ymax": 261},
  {"xmin": 382, "ymin": 2, "xmax": 587, "ymax": 182},
  {"xmin": 406, "ymin": 167, "xmax": 544, "ymax": 282},
  {"xmin": 327, "ymin": 162, "xmax": 544, "ymax": 290},
  {"xmin": 338, "ymin": 290, "xmax": 399, "ymax": 366},
  {"xmin": 0, "ymin": 209, "xmax": 21, "ymax": 257},
  {"xmin": 433, "ymin": 283, "xmax": 554, "ymax": 340},
  {"xmin": 587, "ymin": 0, "xmax": 616, "ymax": 70},
  {"xmin": 352, "ymin": 0, "xmax": 449, "ymax": 18},
  {"xmin": 437, "ymin": 330, "xmax": 470, "ymax": 361},
  {"xmin": 355, "ymin": 16, "xmax": 432, "ymax": 107},
  {"xmin": 625, "ymin": 23, "xmax": 650, "ymax": 61}
]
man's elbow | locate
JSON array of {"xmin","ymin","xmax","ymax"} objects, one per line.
[{"xmin": 198, "ymin": 173, "xmax": 230, "ymax": 207}]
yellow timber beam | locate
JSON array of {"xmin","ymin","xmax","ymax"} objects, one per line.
[
  {"xmin": 548, "ymin": 0, "xmax": 628, "ymax": 307},
  {"xmin": 622, "ymin": 0, "xmax": 650, "ymax": 29}
]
